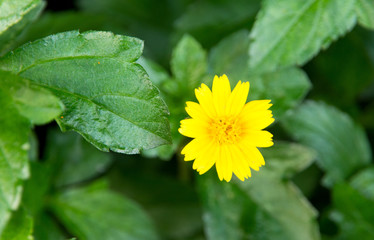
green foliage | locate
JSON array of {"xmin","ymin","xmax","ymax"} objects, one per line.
[
  {"xmin": 0, "ymin": 30, "xmax": 171, "ymax": 154},
  {"xmin": 51, "ymin": 180, "xmax": 159, "ymax": 240},
  {"xmin": 209, "ymin": 30, "xmax": 311, "ymax": 118},
  {"xmin": 282, "ymin": 101, "xmax": 372, "ymax": 187},
  {"xmin": 0, "ymin": 0, "xmax": 45, "ymax": 55},
  {"xmin": 356, "ymin": 0, "xmax": 374, "ymax": 30},
  {"xmin": 0, "ymin": 0, "xmax": 373, "ymax": 239},
  {"xmin": 249, "ymin": 0, "xmax": 356, "ymax": 73}
]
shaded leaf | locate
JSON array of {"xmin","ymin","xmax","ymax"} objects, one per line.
[
  {"xmin": 350, "ymin": 167, "xmax": 374, "ymax": 201},
  {"xmin": 175, "ymin": 0, "xmax": 259, "ymax": 47},
  {"xmin": 356, "ymin": 0, "xmax": 374, "ymax": 30},
  {"xmin": 249, "ymin": 0, "xmax": 356, "ymax": 73},
  {"xmin": 45, "ymin": 130, "xmax": 112, "ymax": 188},
  {"xmin": 209, "ymin": 30, "xmax": 311, "ymax": 118},
  {"xmin": 0, "ymin": 30, "xmax": 171, "ymax": 154},
  {"xmin": 33, "ymin": 213, "xmax": 66, "ymax": 240},
  {"xmin": 331, "ymin": 183, "xmax": 374, "ymax": 240},
  {"xmin": 51, "ymin": 180, "xmax": 159, "ymax": 240},
  {"xmin": 282, "ymin": 101, "xmax": 372, "ymax": 186},
  {"xmin": 0, "ymin": 0, "xmax": 45, "ymax": 55}
]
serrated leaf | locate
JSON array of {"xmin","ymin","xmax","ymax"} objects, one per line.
[
  {"xmin": 45, "ymin": 130, "xmax": 112, "ymax": 188},
  {"xmin": 51, "ymin": 180, "xmax": 159, "ymax": 240},
  {"xmin": 0, "ymin": 208, "xmax": 33, "ymax": 240},
  {"xmin": 249, "ymin": 0, "xmax": 356, "ymax": 73},
  {"xmin": 0, "ymin": 31, "xmax": 171, "ymax": 154},
  {"xmin": 0, "ymin": 0, "xmax": 45, "ymax": 55},
  {"xmin": 282, "ymin": 101, "xmax": 372, "ymax": 187},
  {"xmin": 356, "ymin": 0, "xmax": 374, "ymax": 30},
  {"xmin": 198, "ymin": 142, "xmax": 319, "ymax": 240},
  {"xmin": 208, "ymin": 30, "xmax": 311, "ymax": 118}
]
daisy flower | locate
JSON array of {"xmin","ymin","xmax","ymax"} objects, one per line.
[{"xmin": 178, "ymin": 74, "xmax": 274, "ymax": 182}]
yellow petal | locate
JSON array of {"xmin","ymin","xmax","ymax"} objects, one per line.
[
  {"xmin": 221, "ymin": 144, "xmax": 233, "ymax": 182},
  {"xmin": 242, "ymin": 130, "xmax": 274, "ymax": 148},
  {"xmin": 193, "ymin": 140, "xmax": 216, "ymax": 171},
  {"xmin": 225, "ymin": 81, "xmax": 250, "ymax": 117},
  {"xmin": 230, "ymin": 145, "xmax": 252, "ymax": 180},
  {"xmin": 179, "ymin": 119, "xmax": 208, "ymax": 138},
  {"xmin": 181, "ymin": 137, "xmax": 211, "ymax": 161},
  {"xmin": 185, "ymin": 101, "xmax": 210, "ymax": 123},
  {"xmin": 212, "ymin": 74, "xmax": 231, "ymax": 116},
  {"xmin": 239, "ymin": 100, "xmax": 274, "ymax": 130},
  {"xmin": 195, "ymin": 84, "xmax": 217, "ymax": 118}
]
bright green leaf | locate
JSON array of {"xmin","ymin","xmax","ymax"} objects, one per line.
[
  {"xmin": 51, "ymin": 180, "xmax": 159, "ymax": 240},
  {"xmin": 0, "ymin": 0, "xmax": 45, "ymax": 55},
  {"xmin": 356, "ymin": 0, "xmax": 374, "ymax": 30},
  {"xmin": 198, "ymin": 142, "xmax": 319, "ymax": 240},
  {"xmin": 0, "ymin": 30, "xmax": 171, "ymax": 154},
  {"xmin": 0, "ymin": 72, "xmax": 31, "ymax": 212},
  {"xmin": 331, "ymin": 183, "xmax": 374, "ymax": 239},
  {"xmin": 249, "ymin": 0, "xmax": 356, "ymax": 73},
  {"xmin": 45, "ymin": 130, "xmax": 112, "ymax": 188},
  {"xmin": 209, "ymin": 30, "xmax": 311, "ymax": 118},
  {"xmin": 350, "ymin": 167, "xmax": 374, "ymax": 201},
  {"xmin": 0, "ymin": 208, "xmax": 33, "ymax": 240},
  {"xmin": 282, "ymin": 101, "xmax": 372, "ymax": 187}
]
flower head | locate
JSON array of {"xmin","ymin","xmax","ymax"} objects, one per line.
[{"xmin": 178, "ymin": 74, "xmax": 274, "ymax": 182}]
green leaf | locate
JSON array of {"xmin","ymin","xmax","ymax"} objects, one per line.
[
  {"xmin": 109, "ymin": 168, "xmax": 203, "ymax": 239},
  {"xmin": 0, "ymin": 30, "xmax": 171, "ymax": 154},
  {"xmin": 350, "ymin": 167, "xmax": 374, "ymax": 201},
  {"xmin": 51, "ymin": 180, "xmax": 159, "ymax": 240},
  {"xmin": 0, "ymin": 73, "xmax": 31, "ymax": 213},
  {"xmin": 33, "ymin": 213, "xmax": 66, "ymax": 240},
  {"xmin": 0, "ymin": 208, "xmax": 33, "ymax": 240},
  {"xmin": 282, "ymin": 101, "xmax": 372, "ymax": 187},
  {"xmin": 0, "ymin": 70, "xmax": 63, "ymax": 125},
  {"xmin": 198, "ymin": 142, "xmax": 319, "ymax": 240},
  {"xmin": 208, "ymin": 30, "xmax": 311, "ymax": 118},
  {"xmin": 249, "ymin": 0, "xmax": 356, "ymax": 73},
  {"xmin": 260, "ymin": 142, "xmax": 316, "ymax": 179},
  {"xmin": 171, "ymin": 34, "xmax": 207, "ymax": 95},
  {"xmin": 175, "ymin": 0, "xmax": 259, "ymax": 47},
  {"xmin": 0, "ymin": 0, "xmax": 45, "ymax": 55},
  {"xmin": 331, "ymin": 183, "xmax": 374, "ymax": 239},
  {"xmin": 356, "ymin": 0, "xmax": 374, "ymax": 30},
  {"xmin": 45, "ymin": 130, "xmax": 112, "ymax": 188}
]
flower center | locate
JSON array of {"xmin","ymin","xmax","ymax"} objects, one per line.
[{"xmin": 209, "ymin": 118, "xmax": 242, "ymax": 144}]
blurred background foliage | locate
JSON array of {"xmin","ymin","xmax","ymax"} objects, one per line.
[{"xmin": 0, "ymin": 0, "xmax": 374, "ymax": 239}]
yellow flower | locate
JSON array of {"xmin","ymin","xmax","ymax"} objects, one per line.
[{"xmin": 178, "ymin": 74, "xmax": 274, "ymax": 182}]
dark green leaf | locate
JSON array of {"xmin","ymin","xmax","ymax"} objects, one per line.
[
  {"xmin": 45, "ymin": 130, "xmax": 112, "ymax": 188},
  {"xmin": 0, "ymin": 208, "xmax": 33, "ymax": 240},
  {"xmin": 208, "ymin": 30, "xmax": 311, "ymax": 118},
  {"xmin": 0, "ymin": 31, "xmax": 171, "ymax": 153},
  {"xmin": 356, "ymin": 0, "xmax": 374, "ymax": 30},
  {"xmin": 282, "ymin": 101, "xmax": 372, "ymax": 186},
  {"xmin": 33, "ymin": 213, "xmax": 66, "ymax": 240},
  {"xmin": 175, "ymin": 0, "xmax": 259, "ymax": 47},
  {"xmin": 249, "ymin": 0, "xmax": 356, "ymax": 73},
  {"xmin": 51, "ymin": 180, "xmax": 159, "ymax": 240},
  {"xmin": 350, "ymin": 167, "xmax": 374, "ymax": 201},
  {"xmin": 331, "ymin": 183, "xmax": 374, "ymax": 239},
  {"xmin": 198, "ymin": 142, "xmax": 319, "ymax": 240},
  {"xmin": 0, "ymin": 0, "xmax": 45, "ymax": 55}
]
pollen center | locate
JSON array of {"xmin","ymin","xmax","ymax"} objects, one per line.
[{"xmin": 209, "ymin": 118, "xmax": 242, "ymax": 144}]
